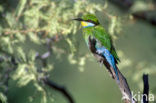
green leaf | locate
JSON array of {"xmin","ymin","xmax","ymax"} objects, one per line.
[
  {"xmin": 15, "ymin": 0, "xmax": 27, "ymax": 17},
  {"xmin": 0, "ymin": 92, "xmax": 7, "ymax": 103}
]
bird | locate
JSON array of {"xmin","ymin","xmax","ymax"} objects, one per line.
[{"xmin": 73, "ymin": 14, "xmax": 120, "ymax": 82}]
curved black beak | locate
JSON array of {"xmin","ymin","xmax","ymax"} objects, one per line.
[{"xmin": 72, "ymin": 18, "xmax": 83, "ymax": 21}]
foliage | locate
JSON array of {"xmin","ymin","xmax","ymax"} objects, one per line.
[
  {"xmin": 0, "ymin": 0, "xmax": 156, "ymax": 103},
  {"xmin": 0, "ymin": 0, "xmax": 105, "ymax": 103}
]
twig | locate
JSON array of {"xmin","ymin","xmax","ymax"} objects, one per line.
[
  {"xmin": 142, "ymin": 74, "xmax": 149, "ymax": 103},
  {"xmin": 35, "ymin": 36, "xmax": 75, "ymax": 103},
  {"xmin": 116, "ymin": 69, "xmax": 134, "ymax": 103},
  {"xmin": 0, "ymin": 35, "xmax": 74, "ymax": 103},
  {"xmin": 108, "ymin": 0, "xmax": 133, "ymax": 9},
  {"xmin": 132, "ymin": 10, "xmax": 156, "ymax": 26},
  {"xmin": 42, "ymin": 77, "xmax": 75, "ymax": 103},
  {"xmin": 3, "ymin": 29, "xmax": 45, "ymax": 35}
]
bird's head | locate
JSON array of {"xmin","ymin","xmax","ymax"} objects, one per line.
[{"xmin": 73, "ymin": 14, "xmax": 99, "ymax": 28}]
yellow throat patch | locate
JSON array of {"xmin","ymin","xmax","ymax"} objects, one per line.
[{"xmin": 81, "ymin": 21, "xmax": 88, "ymax": 27}]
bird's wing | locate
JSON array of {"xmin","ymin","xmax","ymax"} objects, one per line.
[
  {"xmin": 93, "ymin": 26, "xmax": 120, "ymax": 63},
  {"xmin": 111, "ymin": 45, "xmax": 120, "ymax": 63}
]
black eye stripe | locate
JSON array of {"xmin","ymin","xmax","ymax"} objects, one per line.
[{"xmin": 73, "ymin": 18, "xmax": 99, "ymax": 25}]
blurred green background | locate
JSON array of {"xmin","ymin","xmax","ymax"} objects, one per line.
[{"xmin": 0, "ymin": 0, "xmax": 156, "ymax": 103}]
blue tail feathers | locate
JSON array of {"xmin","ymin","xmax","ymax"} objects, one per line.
[{"xmin": 96, "ymin": 47, "xmax": 119, "ymax": 81}]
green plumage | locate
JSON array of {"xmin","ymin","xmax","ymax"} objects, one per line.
[
  {"xmin": 82, "ymin": 19, "xmax": 120, "ymax": 62},
  {"xmin": 82, "ymin": 14, "xmax": 99, "ymax": 23}
]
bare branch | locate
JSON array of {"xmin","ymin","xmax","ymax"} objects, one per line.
[
  {"xmin": 142, "ymin": 74, "xmax": 149, "ymax": 103},
  {"xmin": 116, "ymin": 69, "xmax": 133, "ymax": 103},
  {"xmin": 132, "ymin": 10, "xmax": 156, "ymax": 26},
  {"xmin": 108, "ymin": 0, "xmax": 133, "ymax": 9},
  {"xmin": 35, "ymin": 36, "xmax": 75, "ymax": 103},
  {"xmin": 42, "ymin": 77, "xmax": 75, "ymax": 103}
]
